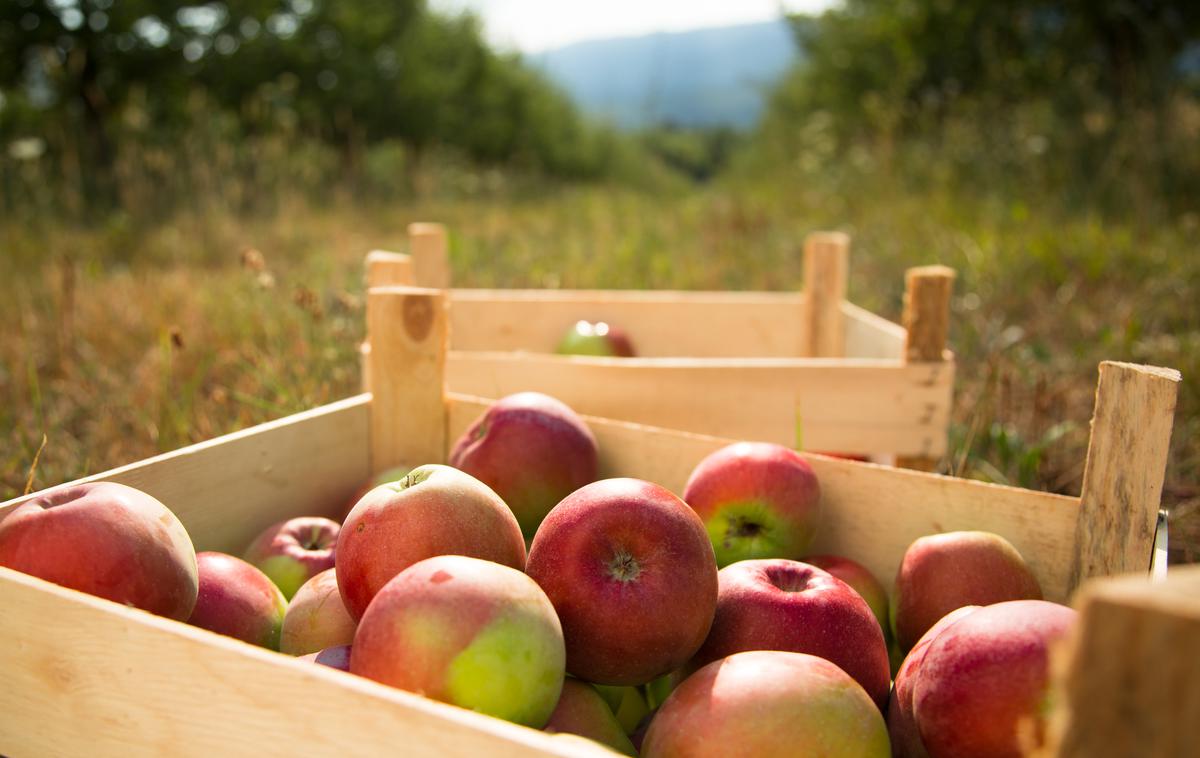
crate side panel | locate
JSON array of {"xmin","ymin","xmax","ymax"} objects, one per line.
[
  {"xmin": 842, "ymin": 301, "xmax": 905, "ymax": 360},
  {"xmin": 448, "ymin": 290, "xmax": 806, "ymax": 358},
  {"xmin": 448, "ymin": 395, "xmax": 1079, "ymax": 602},
  {"xmin": 0, "ymin": 568, "xmax": 609, "ymax": 758},
  {"xmin": 447, "ymin": 353, "xmax": 952, "ymax": 457},
  {"xmin": 1, "ymin": 396, "xmax": 371, "ymax": 555}
]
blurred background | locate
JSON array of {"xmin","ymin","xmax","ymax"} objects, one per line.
[{"xmin": 1, "ymin": 1, "xmax": 1197, "ymax": 558}]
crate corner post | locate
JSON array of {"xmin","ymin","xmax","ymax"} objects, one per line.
[
  {"xmin": 367, "ymin": 285, "xmax": 450, "ymax": 474},
  {"xmin": 408, "ymin": 222, "xmax": 450, "ymax": 290},
  {"xmin": 1046, "ymin": 565, "xmax": 1200, "ymax": 757},
  {"xmin": 801, "ymin": 230, "xmax": 850, "ymax": 358},
  {"xmin": 1068, "ymin": 361, "xmax": 1181, "ymax": 592},
  {"xmin": 895, "ymin": 264, "xmax": 956, "ymax": 471}
]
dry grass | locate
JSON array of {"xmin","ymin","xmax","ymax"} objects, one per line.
[{"xmin": 2, "ymin": 180, "xmax": 1196, "ymax": 559}]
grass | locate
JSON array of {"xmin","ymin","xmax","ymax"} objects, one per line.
[{"xmin": 2, "ymin": 175, "xmax": 1197, "ymax": 560}]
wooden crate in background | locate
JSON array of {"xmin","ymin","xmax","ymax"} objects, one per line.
[
  {"xmin": 0, "ymin": 285, "xmax": 1183, "ymax": 757},
  {"xmin": 362, "ymin": 223, "xmax": 956, "ymax": 470}
]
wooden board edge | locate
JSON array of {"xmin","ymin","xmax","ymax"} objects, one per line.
[{"xmin": 0, "ymin": 566, "xmax": 617, "ymax": 758}]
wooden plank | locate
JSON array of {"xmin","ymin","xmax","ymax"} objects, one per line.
[
  {"xmin": 446, "ymin": 289, "xmax": 805, "ymax": 358},
  {"xmin": 802, "ymin": 232, "xmax": 849, "ymax": 357},
  {"xmin": 0, "ymin": 567, "xmax": 612, "ymax": 758},
  {"xmin": 446, "ymin": 352, "xmax": 954, "ymax": 457},
  {"xmin": 365, "ymin": 250, "xmax": 415, "ymax": 287},
  {"xmin": 0, "ymin": 396, "xmax": 370, "ymax": 555},
  {"xmin": 368, "ymin": 287, "xmax": 448, "ymax": 473},
  {"xmin": 409, "ymin": 222, "xmax": 450, "ymax": 289},
  {"xmin": 842, "ymin": 301, "xmax": 905, "ymax": 360},
  {"xmin": 447, "ymin": 394, "xmax": 1080, "ymax": 602},
  {"xmin": 896, "ymin": 265, "xmax": 956, "ymax": 472},
  {"xmin": 1068, "ymin": 362, "xmax": 1181, "ymax": 592},
  {"xmin": 1047, "ymin": 566, "xmax": 1200, "ymax": 757}
]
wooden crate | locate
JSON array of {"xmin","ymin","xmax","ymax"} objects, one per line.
[
  {"xmin": 362, "ymin": 223, "xmax": 957, "ymax": 469},
  {"xmin": 0, "ymin": 286, "xmax": 1182, "ymax": 757}
]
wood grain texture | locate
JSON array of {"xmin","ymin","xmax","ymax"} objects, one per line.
[
  {"xmin": 0, "ymin": 567, "xmax": 615, "ymax": 758},
  {"xmin": 1068, "ymin": 362, "xmax": 1181, "ymax": 592},
  {"xmin": 409, "ymin": 222, "xmax": 450, "ymax": 289},
  {"xmin": 368, "ymin": 286, "xmax": 448, "ymax": 473},
  {"xmin": 0, "ymin": 395, "xmax": 370, "ymax": 555},
  {"xmin": 446, "ymin": 352, "xmax": 954, "ymax": 457},
  {"xmin": 842, "ymin": 301, "xmax": 905, "ymax": 360},
  {"xmin": 365, "ymin": 250, "xmax": 415, "ymax": 287},
  {"xmin": 1047, "ymin": 566, "xmax": 1200, "ymax": 758},
  {"xmin": 447, "ymin": 393, "xmax": 1079, "ymax": 601},
  {"xmin": 896, "ymin": 265, "xmax": 956, "ymax": 471},
  {"xmin": 802, "ymin": 232, "xmax": 850, "ymax": 358},
  {"xmin": 446, "ymin": 289, "xmax": 805, "ymax": 358}
]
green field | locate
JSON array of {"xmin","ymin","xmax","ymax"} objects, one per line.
[{"xmin": 3, "ymin": 174, "xmax": 1196, "ymax": 559}]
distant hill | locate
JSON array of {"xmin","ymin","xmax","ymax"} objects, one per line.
[{"xmin": 531, "ymin": 20, "xmax": 798, "ymax": 130}]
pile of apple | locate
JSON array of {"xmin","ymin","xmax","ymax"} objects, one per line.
[{"xmin": 0, "ymin": 391, "xmax": 1073, "ymax": 758}]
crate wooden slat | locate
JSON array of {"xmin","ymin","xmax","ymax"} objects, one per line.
[
  {"xmin": 0, "ymin": 285, "xmax": 1181, "ymax": 757},
  {"xmin": 447, "ymin": 352, "xmax": 953, "ymax": 457}
]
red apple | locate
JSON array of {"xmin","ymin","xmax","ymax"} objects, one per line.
[
  {"xmin": 280, "ymin": 568, "xmax": 356, "ymax": 655},
  {"xmin": 557, "ymin": 320, "xmax": 636, "ymax": 357},
  {"xmin": 449, "ymin": 392, "xmax": 598, "ymax": 540},
  {"xmin": 526, "ymin": 478, "xmax": 718, "ymax": 685},
  {"xmin": 351, "ymin": 555, "xmax": 565, "ymax": 727},
  {"xmin": 188, "ymin": 551, "xmax": 288, "ymax": 649},
  {"xmin": 912, "ymin": 600, "xmax": 1077, "ymax": 758},
  {"xmin": 544, "ymin": 679, "xmax": 637, "ymax": 756},
  {"xmin": 683, "ymin": 442, "xmax": 821, "ymax": 567},
  {"xmin": 892, "ymin": 531, "xmax": 1042, "ymax": 651},
  {"xmin": 692, "ymin": 559, "xmax": 890, "ymax": 709},
  {"xmin": 804, "ymin": 553, "xmax": 890, "ymax": 640},
  {"xmin": 243, "ymin": 516, "xmax": 339, "ymax": 600},
  {"xmin": 0, "ymin": 482, "xmax": 198, "ymax": 620},
  {"xmin": 641, "ymin": 650, "xmax": 890, "ymax": 758},
  {"xmin": 299, "ymin": 644, "xmax": 352, "ymax": 672},
  {"xmin": 337, "ymin": 464, "xmax": 526, "ymax": 621},
  {"xmin": 887, "ymin": 605, "xmax": 981, "ymax": 758}
]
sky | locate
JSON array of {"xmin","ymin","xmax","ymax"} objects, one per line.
[{"xmin": 430, "ymin": 0, "xmax": 836, "ymax": 53}]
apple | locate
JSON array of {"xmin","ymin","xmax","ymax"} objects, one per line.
[
  {"xmin": 351, "ymin": 555, "xmax": 565, "ymax": 728},
  {"xmin": 299, "ymin": 644, "xmax": 352, "ymax": 672},
  {"xmin": 341, "ymin": 466, "xmax": 411, "ymax": 520},
  {"xmin": 526, "ymin": 478, "xmax": 718, "ymax": 685},
  {"xmin": 557, "ymin": 320, "xmax": 636, "ymax": 357},
  {"xmin": 449, "ymin": 392, "xmax": 599, "ymax": 540},
  {"xmin": 641, "ymin": 650, "xmax": 890, "ymax": 758},
  {"xmin": 188, "ymin": 551, "xmax": 288, "ymax": 649},
  {"xmin": 691, "ymin": 559, "xmax": 890, "ymax": 709},
  {"xmin": 804, "ymin": 553, "xmax": 890, "ymax": 640},
  {"xmin": 593, "ymin": 684, "xmax": 650, "ymax": 734},
  {"xmin": 0, "ymin": 482, "xmax": 198, "ymax": 620},
  {"xmin": 336, "ymin": 464, "xmax": 526, "ymax": 621},
  {"xmin": 279, "ymin": 568, "xmax": 356, "ymax": 655},
  {"xmin": 243, "ymin": 516, "xmax": 339, "ymax": 600},
  {"xmin": 912, "ymin": 600, "xmax": 1077, "ymax": 757},
  {"xmin": 544, "ymin": 679, "xmax": 637, "ymax": 756},
  {"xmin": 887, "ymin": 605, "xmax": 981, "ymax": 758},
  {"xmin": 682, "ymin": 442, "xmax": 821, "ymax": 567},
  {"xmin": 891, "ymin": 531, "xmax": 1042, "ymax": 651}
]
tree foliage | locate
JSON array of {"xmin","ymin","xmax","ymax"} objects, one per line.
[
  {"xmin": 0, "ymin": 0, "xmax": 625, "ymax": 208},
  {"xmin": 757, "ymin": 0, "xmax": 1200, "ymax": 211}
]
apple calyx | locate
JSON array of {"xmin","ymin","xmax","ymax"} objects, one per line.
[
  {"xmin": 607, "ymin": 549, "xmax": 642, "ymax": 583},
  {"xmin": 725, "ymin": 515, "xmax": 765, "ymax": 545},
  {"xmin": 764, "ymin": 566, "xmax": 812, "ymax": 594}
]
